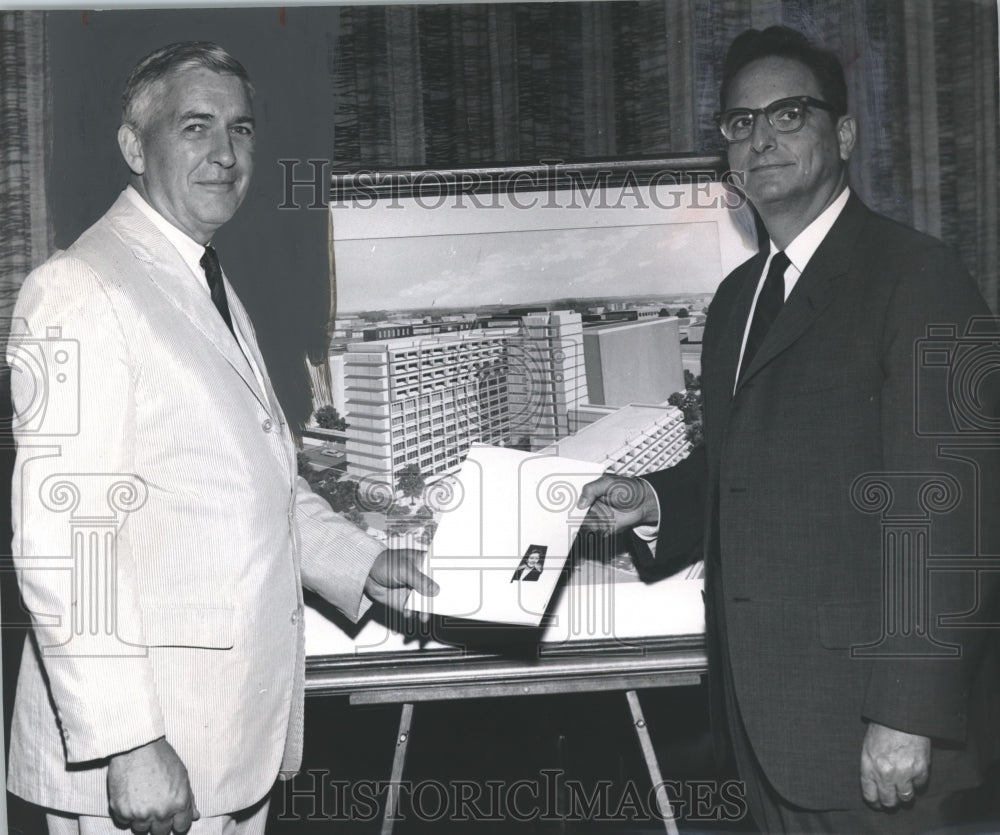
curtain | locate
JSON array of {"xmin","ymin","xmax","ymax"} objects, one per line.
[
  {"xmin": 334, "ymin": 2, "xmax": 702, "ymax": 165},
  {"xmin": 0, "ymin": 11, "xmax": 50, "ymax": 336},
  {"xmin": 332, "ymin": 0, "xmax": 999, "ymax": 309},
  {"xmin": 924, "ymin": 0, "xmax": 999, "ymax": 309}
]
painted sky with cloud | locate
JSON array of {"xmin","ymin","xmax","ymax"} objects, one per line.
[{"xmin": 337, "ymin": 222, "xmax": 727, "ymax": 312}]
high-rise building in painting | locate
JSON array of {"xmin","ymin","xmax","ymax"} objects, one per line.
[
  {"xmin": 507, "ymin": 311, "xmax": 589, "ymax": 451},
  {"xmin": 582, "ymin": 317, "xmax": 685, "ymax": 408},
  {"xmin": 343, "ymin": 329, "xmax": 517, "ymax": 482},
  {"xmin": 343, "ymin": 311, "xmax": 592, "ymax": 481}
]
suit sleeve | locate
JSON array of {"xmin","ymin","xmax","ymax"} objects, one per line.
[
  {"xmin": 629, "ymin": 444, "xmax": 707, "ymax": 576},
  {"xmin": 8, "ymin": 256, "xmax": 166, "ymax": 763},
  {"xmin": 294, "ymin": 476, "xmax": 384, "ymax": 622},
  {"xmin": 861, "ymin": 244, "xmax": 998, "ymax": 743}
]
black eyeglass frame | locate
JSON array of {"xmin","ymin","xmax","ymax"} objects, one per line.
[{"xmin": 716, "ymin": 95, "xmax": 839, "ymax": 143}]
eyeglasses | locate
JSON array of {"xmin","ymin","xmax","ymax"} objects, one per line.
[{"xmin": 717, "ymin": 96, "xmax": 837, "ymax": 142}]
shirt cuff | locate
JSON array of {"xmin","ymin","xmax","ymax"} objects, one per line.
[{"xmin": 632, "ymin": 478, "xmax": 661, "ymax": 541}]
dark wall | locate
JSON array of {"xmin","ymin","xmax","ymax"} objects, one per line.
[{"xmin": 47, "ymin": 7, "xmax": 341, "ymax": 428}]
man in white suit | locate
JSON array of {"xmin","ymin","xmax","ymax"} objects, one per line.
[{"xmin": 6, "ymin": 42, "xmax": 436, "ymax": 835}]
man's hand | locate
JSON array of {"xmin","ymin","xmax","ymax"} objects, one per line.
[
  {"xmin": 860, "ymin": 722, "xmax": 931, "ymax": 810},
  {"xmin": 364, "ymin": 548, "xmax": 439, "ymax": 615},
  {"xmin": 107, "ymin": 737, "xmax": 199, "ymax": 835},
  {"xmin": 577, "ymin": 475, "xmax": 659, "ymax": 534}
]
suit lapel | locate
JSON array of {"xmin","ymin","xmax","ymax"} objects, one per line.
[
  {"xmin": 735, "ymin": 195, "xmax": 868, "ymax": 391},
  {"xmin": 226, "ymin": 291, "xmax": 274, "ymax": 408},
  {"xmin": 720, "ymin": 252, "xmax": 767, "ymax": 394},
  {"xmin": 700, "ymin": 252, "xmax": 764, "ymax": 462},
  {"xmin": 231, "ymin": 292, "xmax": 298, "ymax": 483},
  {"xmin": 226, "ymin": 290, "xmax": 295, "ymax": 478},
  {"xmin": 105, "ymin": 194, "xmax": 272, "ymax": 415}
]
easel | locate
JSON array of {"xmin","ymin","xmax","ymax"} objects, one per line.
[{"xmin": 306, "ymin": 636, "xmax": 707, "ymax": 835}]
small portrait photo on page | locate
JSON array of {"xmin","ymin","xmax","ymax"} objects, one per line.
[{"xmin": 511, "ymin": 545, "xmax": 548, "ymax": 583}]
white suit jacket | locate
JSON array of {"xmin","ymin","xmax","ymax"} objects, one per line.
[{"xmin": 6, "ymin": 192, "xmax": 384, "ymax": 816}]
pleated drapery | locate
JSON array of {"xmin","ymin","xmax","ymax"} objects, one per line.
[{"xmin": 0, "ymin": 11, "xmax": 51, "ymax": 336}]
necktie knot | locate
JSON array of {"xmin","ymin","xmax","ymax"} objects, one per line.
[
  {"xmin": 768, "ymin": 250, "xmax": 791, "ymax": 280},
  {"xmin": 200, "ymin": 244, "xmax": 235, "ymax": 336},
  {"xmin": 200, "ymin": 243, "xmax": 220, "ymax": 277}
]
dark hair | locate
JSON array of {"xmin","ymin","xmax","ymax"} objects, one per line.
[
  {"xmin": 720, "ymin": 26, "xmax": 847, "ymax": 115},
  {"xmin": 122, "ymin": 41, "xmax": 253, "ymax": 132}
]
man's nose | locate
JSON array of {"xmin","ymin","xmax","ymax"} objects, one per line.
[
  {"xmin": 749, "ymin": 115, "xmax": 778, "ymax": 153},
  {"xmin": 209, "ymin": 129, "xmax": 236, "ymax": 166}
]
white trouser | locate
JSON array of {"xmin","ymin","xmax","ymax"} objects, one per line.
[{"xmin": 45, "ymin": 797, "xmax": 270, "ymax": 835}]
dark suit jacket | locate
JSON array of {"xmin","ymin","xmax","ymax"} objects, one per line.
[{"xmin": 640, "ymin": 194, "xmax": 998, "ymax": 809}]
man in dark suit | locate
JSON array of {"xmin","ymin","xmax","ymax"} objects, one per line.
[{"xmin": 581, "ymin": 26, "xmax": 997, "ymax": 832}]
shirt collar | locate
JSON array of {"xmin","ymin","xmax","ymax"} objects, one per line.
[
  {"xmin": 124, "ymin": 185, "xmax": 211, "ymax": 287},
  {"xmin": 774, "ymin": 186, "xmax": 851, "ymax": 274}
]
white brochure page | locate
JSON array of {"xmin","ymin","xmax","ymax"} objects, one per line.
[{"xmin": 406, "ymin": 444, "xmax": 605, "ymax": 626}]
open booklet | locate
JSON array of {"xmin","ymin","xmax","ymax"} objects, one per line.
[{"xmin": 406, "ymin": 444, "xmax": 606, "ymax": 626}]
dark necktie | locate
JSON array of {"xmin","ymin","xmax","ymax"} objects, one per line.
[
  {"xmin": 200, "ymin": 244, "xmax": 235, "ymax": 336},
  {"xmin": 738, "ymin": 250, "xmax": 790, "ymax": 383}
]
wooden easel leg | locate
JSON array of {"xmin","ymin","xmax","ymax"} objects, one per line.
[
  {"xmin": 625, "ymin": 689, "xmax": 680, "ymax": 835},
  {"xmin": 381, "ymin": 702, "xmax": 414, "ymax": 835}
]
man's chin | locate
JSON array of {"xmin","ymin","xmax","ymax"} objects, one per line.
[
  {"xmin": 197, "ymin": 199, "xmax": 244, "ymax": 228},
  {"xmin": 744, "ymin": 180, "xmax": 793, "ymax": 208}
]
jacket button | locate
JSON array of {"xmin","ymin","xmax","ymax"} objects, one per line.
[
  {"xmin": 262, "ymin": 419, "xmax": 273, "ymax": 432},
  {"xmin": 290, "ymin": 609, "xmax": 300, "ymax": 625}
]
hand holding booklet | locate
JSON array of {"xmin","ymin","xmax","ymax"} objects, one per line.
[{"xmin": 406, "ymin": 444, "xmax": 605, "ymax": 626}]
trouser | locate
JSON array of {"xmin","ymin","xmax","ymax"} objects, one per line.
[{"xmin": 45, "ymin": 795, "xmax": 270, "ymax": 835}]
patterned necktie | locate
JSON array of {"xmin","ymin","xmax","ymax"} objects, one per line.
[
  {"xmin": 200, "ymin": 244, "xmax": 235, "ymax": 336},
  {"xmin": 739, "ymin": 250, "xmax": 790, "ymax": 383}
]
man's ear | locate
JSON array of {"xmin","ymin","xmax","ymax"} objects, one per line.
[
  {"xmin": 117, "ymin": 124, "xmax": 145, "ymax": 176},
  {"xmin": 836, "ymin": 115, "xmax": 857, "ymax": 161}
]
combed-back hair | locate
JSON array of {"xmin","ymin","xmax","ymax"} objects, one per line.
[
  {"xmin": 122, "ymin": 41, "xmax": 253, "ymax": 133},
  {"xmin": 720, "ymin": 26, "xmax": 847, "ymax": 115}
]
